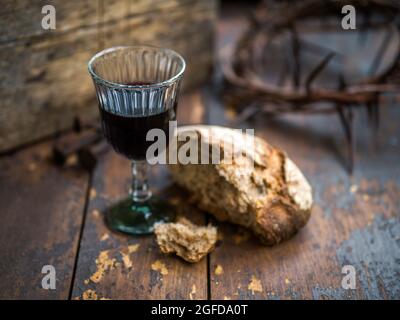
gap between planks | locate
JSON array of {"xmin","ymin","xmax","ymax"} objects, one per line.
[{"xmin": 68, "ymin": 172, "xmax": 94, "ymax": 300}]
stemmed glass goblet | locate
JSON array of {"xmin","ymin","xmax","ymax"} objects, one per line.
[{"xmin": 88, "ymin": 46, "xmax": 185, "ymax": 234}]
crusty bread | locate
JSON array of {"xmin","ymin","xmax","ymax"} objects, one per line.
[
  {"xmin": 168, "ymin": 125, "xmax": 313, "ymax": 245},
  {"xmin": 154, "ymin": 218, "xmax": 217, "ymax": 263}
]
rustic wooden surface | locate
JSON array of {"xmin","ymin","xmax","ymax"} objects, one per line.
[
  {"xmin": 207, "ymin": 6, "xmax": 400, "ymax": 299},
  {"xmin": 0, "ymin": 0, "xmax": 217, "ymax": 152},
  {"xmin": 207, "ymin": 93, "xmax": 400, "ymax": 300},
  {"xmin": 70, "ymin": 92, "xmax": 208, "ymax": 300},
  {"xmin": 1, "ymin": 88, "xmax": 398, "ymax": 300},
  {"xmin": 0, "ymin": 3, "xmax": 399, "ymax": 300},
  {"xmin": 0, "ymin": 142, "xmax": 89, "ymax": 299}
]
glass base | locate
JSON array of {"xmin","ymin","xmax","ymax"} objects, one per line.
[{"xmin": 105, "ymin": 197, "xmax": 175, "ymax": 235}]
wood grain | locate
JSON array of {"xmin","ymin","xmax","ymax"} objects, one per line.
[
  {"xmin": 1, "ymin": 2, "xmax": 399, "ymax": 301},
  {"xmin": 71, "ymin": 91, "xmax": 209, "ymax": 300},
  {"xmin": 203, "ymin": 6, "xmax": 400, "ymax": 300},
  {"xmin": 0, "ymin": 1, "xmax": 99, "ymax": 43},
  {"xmin": 0, "ymin": 0, "xmax": 217, "ymax": 152},
  {"xmin": 99, "ymin": 0, "xmax": 216, "ymax": 91},
  {"xmin": 207, "ymin": 91, "xmax": 400, "ymax": 300},
  {"xmin": 0, "ymin": 141, "xmax": 89, "ymax": 299}
]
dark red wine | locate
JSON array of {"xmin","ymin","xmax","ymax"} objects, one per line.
[{"xmin": 99, "ymin": 82, "xmax": 176, "ymax": 160}]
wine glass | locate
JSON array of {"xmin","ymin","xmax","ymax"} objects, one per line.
[{"xmin": 88, "ymin": 45, "xmax": 185, "ymax": 234}]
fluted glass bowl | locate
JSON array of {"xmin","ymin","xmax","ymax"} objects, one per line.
[{"xmin": 88, "ymin": 46, "xmax": 185, "ymax": 235}]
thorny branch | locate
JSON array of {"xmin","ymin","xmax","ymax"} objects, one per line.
[{"xmin": 223, "ymin": 0, "xmax": 400, "ymax": 172}]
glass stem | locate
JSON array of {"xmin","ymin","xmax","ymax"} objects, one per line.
[{"xmin": 130, "ymin": 160, "xmax": 152, "ymax": 202}]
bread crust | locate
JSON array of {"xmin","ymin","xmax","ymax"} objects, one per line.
[
  {"xmin": 154, "ymin": 218, "xmax": 217, "ymax": 263},
  {"xmin": 168, "ymin": 125, "xmax": 313, "ymax": 245}
]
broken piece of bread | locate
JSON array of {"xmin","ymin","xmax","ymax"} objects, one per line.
[
  {"xmin": 168, "ymin": 125, "xmax": 313, "ymax": 245},
  {"xmin": 154, "ymin": 218, "xmax": 217, "ymax": 263}
]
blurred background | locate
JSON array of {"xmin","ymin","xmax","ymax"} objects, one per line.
[{"xmin": 1, "ymin": 0, "xmax": 399, "ymax": 171}]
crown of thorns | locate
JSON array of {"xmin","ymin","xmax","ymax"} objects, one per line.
[{"xmin": 223, "ymin": 0, "xmax": 400, "ymax": 172}]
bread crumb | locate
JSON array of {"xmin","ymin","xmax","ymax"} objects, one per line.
[
  {"xmin": 154, "ymin": 218, "xmax": 217, "ymax": 263},
  {"xmin": 90, "ymin": 188, "xmax": 97, "ymax": 199},
  {"xmin": 215, "ymin": 265, "xmax": 224, "ymax": 275},
  {"xmin": 189, "ymin": 284, "xmax": 197, "ymax": 300},
  {"xmin": 82, "ymin": 289, "xmax": 98, "ymax": 300},
  {"xmin": 92, "ymin": 209, "xmax": 100, "ymax": 218},
  {"xmin": 88, "ymin": 250, "xmax": 116, "ymax": 283},
  {"xmin": 350, "ymin": 184, "xmax": 358, "ymax": 193},
  {"xmin": 100, "ymin": 233, "xmax": 109, "ymax": 241},
  {"xmin": 81, "ymin": 289, "xmax": 110, "ymax": 300},
  {"xmin": 151, "ymin": 260, "xmax": 168, "ymax": 275},
  {"xmin": 248, "ymin": 275, "xmax": 263, "ymax": 294},
  {"xmin": 120, "ymin": 252, "xmax": 133, "ymax": 269},
  {"xmin": 128, "ymin": 244, "xmax": 140, "ymax": 253}
]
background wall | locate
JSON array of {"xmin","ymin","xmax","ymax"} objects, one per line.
[{"xmin": 0, "ymin": 0, "xmax": 218, "ymax": 152}]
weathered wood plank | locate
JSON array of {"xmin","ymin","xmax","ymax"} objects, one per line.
[
  {"xmin": 0, "ymin": 1, "xmax": 99, "ymax": 43},
  {"xmin": 206, "ymin": 5, "xmax": 400, "ymax": 300},
  {"xmin": 99, "ymin": 0, "xmax": 216, "ymax": 91},
  {"xmin": 207, "ymin": 91, "xmax": 400, "ymax": 299},
  {"xmin": 0, "ymin": 0, "xmax": 217, "ymax": 152},
  {"xmin": 0, "ymin": 32, "xmax": 100, "ymax": 153},
  {"xmin": 0, "ymin": 142, "xmax": 89, "ymax": 299},
  {"xmin": 0, "ymin": 0, "xmax": 211, "ymax": 44},
  {"xmin": 71, "ymin": 90, "xmax": 208, "ymax": 300},
  {"xmin": 101, "ymin": 0, "xmax": 217, "ymax": 26}
]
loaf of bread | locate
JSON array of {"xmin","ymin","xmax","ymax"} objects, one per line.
[
  {"xmin": 154, "ymin": 218, "xmax": 217, "ymax": 263},
  {"xmin": 168, "ymin": 125, "xmax": 313, "ymax": 245}
]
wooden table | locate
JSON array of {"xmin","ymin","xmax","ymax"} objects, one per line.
[{"xmin": 1, "ymin": 5, "xmax": 399, "ymax": 300}]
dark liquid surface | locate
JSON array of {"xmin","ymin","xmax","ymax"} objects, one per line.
[{"xmin": 100, "ymin": 82, "xmax": 176, "ymax": 160}]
